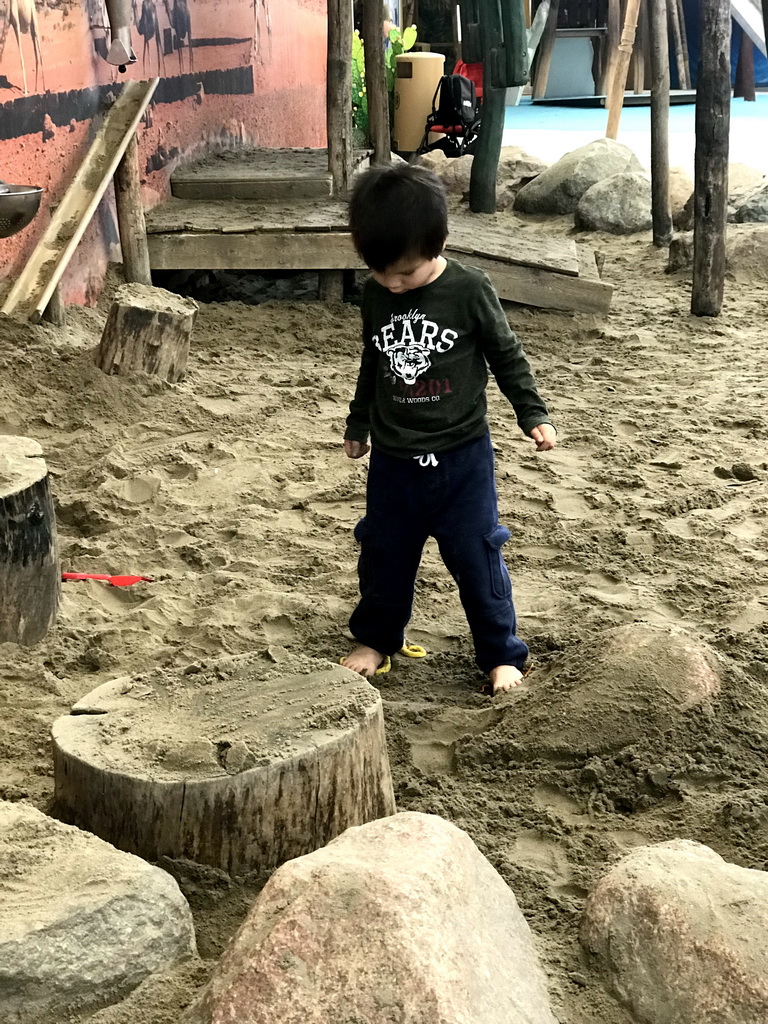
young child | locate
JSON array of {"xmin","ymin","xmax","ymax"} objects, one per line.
[{"xmin": 342, "ymin": 164, "xmax": 556, "ymax": 696}]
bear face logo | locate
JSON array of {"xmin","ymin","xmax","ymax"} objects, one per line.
[{"xmin": 388, "ymin": 344, "xmax": 431, "ymax": 385}]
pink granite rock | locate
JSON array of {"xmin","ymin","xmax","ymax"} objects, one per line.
[{"xmin": 184, "ymin": 812, "xmax": 558, "ymax": 1024}]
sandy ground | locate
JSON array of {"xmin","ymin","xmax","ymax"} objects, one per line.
[{"xmin": 1, "ymin": 214, "xmax": 768, "ymax": 1024}]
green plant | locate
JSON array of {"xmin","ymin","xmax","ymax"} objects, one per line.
[{"xmin": 351, "ymin": 23, "xmax": 418, "ymax": 146}]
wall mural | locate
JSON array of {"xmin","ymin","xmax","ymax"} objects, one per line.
[{"xmin": 0, "ymin": 0, "xmax": 325, "ymax": 295}]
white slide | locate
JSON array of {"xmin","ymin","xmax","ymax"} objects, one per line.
[{"xmin": 731, "ymin": 0, "xmax": 766, "ymax": 55}]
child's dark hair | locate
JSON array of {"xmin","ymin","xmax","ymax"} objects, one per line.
[{"xmin": 349, "ymin": 163, "xmax": 448, "ymax": 271}]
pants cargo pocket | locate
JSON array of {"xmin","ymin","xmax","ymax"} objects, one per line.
[{"xmin": 484, "ymin": 524, "xmax": 512, "ymax": 599}]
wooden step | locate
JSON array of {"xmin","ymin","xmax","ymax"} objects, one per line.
[{"xmin": 170, "ymin": 148, "xmax": 333, "ymax": 201}]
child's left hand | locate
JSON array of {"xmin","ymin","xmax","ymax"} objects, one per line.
[{"xmin": 530, "ymin": 424, "xmax": 557, "ymax": 451}]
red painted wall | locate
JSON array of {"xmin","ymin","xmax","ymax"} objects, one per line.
[{"xmin": 0, "ymin": 0, "xmax": 328, "ymax": 303}]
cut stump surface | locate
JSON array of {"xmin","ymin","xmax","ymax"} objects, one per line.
[{"xmin": 52, "ymin": 654, "xmax": 396, "ymax": 875}]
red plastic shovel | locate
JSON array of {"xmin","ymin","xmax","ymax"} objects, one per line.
[{"xmin": 62, "ymin": 572, "xmax": 154, "ymax": 587}]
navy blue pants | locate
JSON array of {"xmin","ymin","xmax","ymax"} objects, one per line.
[{"xmin": 349, "ymin": 432, "xmax": 529, "ymax": 674}]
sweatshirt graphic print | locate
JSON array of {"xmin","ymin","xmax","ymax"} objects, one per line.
[{"xmin": 345, "ymin": 259, "xmax": 552, "ymax": 458}]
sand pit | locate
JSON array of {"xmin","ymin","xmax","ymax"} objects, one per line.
[{"xmin": 1, "ymin": 210, "xmax": 768, "ymax": 1024}]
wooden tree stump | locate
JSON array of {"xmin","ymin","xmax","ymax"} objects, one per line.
[
  {"xmin": 52, "ymin": 655, "xmax": 397, "ymax": 875},
  {"xmin": 0, "ymin": 436, "xmax": 59, "ymax": 646},
  {"xmin": 94, "ymin": 283, "xmax": 198, "ymax": 383}
]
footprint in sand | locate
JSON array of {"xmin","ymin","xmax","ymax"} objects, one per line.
[{"xmin": 406, "ymin": 706, "xmax": 505, "ymax": 773}]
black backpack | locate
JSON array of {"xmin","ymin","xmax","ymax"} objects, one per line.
[{"xmin": 418, "ymin": 74, "xmax": 481, "ymax": 158}]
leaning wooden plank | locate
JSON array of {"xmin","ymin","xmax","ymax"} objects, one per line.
[
  {"xmin": 147, "ymin": 231, "xmax": 367, "ymax": 271},
  {"xmin": 448, "ymin": 215, "xmax": 580, "ymax": 276},
  {"xmin": 2, "ymin": 78, "xmax": 159, "ymax": 323},
  {"xmin": 456, "ymin": 252, "xmax": 613, "ymax": 314}
]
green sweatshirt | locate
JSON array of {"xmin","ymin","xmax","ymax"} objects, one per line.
[{"xmin": 345, "ymin": 259, "xmax": 553, "ymax": 458}]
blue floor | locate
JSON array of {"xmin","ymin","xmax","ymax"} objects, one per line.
[{"xmin": 505, "ymin": 92, "xmax": 768, "ymax": 133}]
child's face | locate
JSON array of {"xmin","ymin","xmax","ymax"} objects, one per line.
[{"xmin": 371, "ymin": 253, "xmax": 443, "ymax": 294}]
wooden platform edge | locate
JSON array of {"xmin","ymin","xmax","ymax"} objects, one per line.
[
  {"xmin": 147, "ymin": 231, "xmax": 612, "ymax": 314},
  {"xmin": 171, "ymin": 178, "xmax": 333, "ymax": 201},
  {"xmin": 2, "ymin": 78, "xmax": 159, "ymax": 322}
]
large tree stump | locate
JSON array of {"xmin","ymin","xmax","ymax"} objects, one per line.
[
  {"xmin": 0, "ymin": 436, "xmax": 59, "ymax": 646},
  {"xmin": 95, "ymin": 283, "xmax": 198, "ymax": 383},
  {"xmin": 52, "ymin": 655, "xmax": 397, "ymax": 875}
]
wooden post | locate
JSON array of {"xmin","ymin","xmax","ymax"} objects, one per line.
[
  {"xmin": 691, "ymin": 0, "xmax": 731, "ymax": 316},
  {"xmin": 734, "ymin": 28, "xmax": 756, "ymax": 101},
  {"xmin": 0, "ymin": 436, "xmax": 59, "ymax": 647},
  {"xmin": 668, "ymin": 0, "xmax": 689, "ymax": 89},
  {"xmin": 95, "ymin": 283, "xmax": 198, "ymax": 382},
  {"xmin": 633, "ymin": 0, "xmax": 648, "ymax": 93},
  {"xmin": 114, "ymin": 133, "xmax": 152, "ymax": 285},
  {"xmin": 327, "ymin": 0, "xmax": 354, "ymax": 194},
  {"xmin": 602, "ymin": 0, "xmax": 621, "ymax": 94},
  {"xmin": 41, "ymin": 283, "xmax": 66, "ymax": 326},
  {"xmin": 605, "ymin": 0, "xmax": 643, "ymax": 138},
  {"xmin": 52, "ymin": 662, "xmax": 397, "ymax": 876},
  {"xmin": 676, "ymin": 0, "xmax": 691, "ymax": 88},
  {"xmin": 532, "ymin": 0, "xmax": 560, "ymax": 98},
  {"xmin": 649, "ymin": 0, "xmax": 672, "ymax": 246},
  {"xmin": 363, "ymin": 0, "xmax": 391, "ymax": 164},
  {"xmin": 469, "ymin": 85, "xmax": 506, "ymax": 213},
  {"xmin": 318, "ymin": 270, "xmax": 345, "ymax": 300}
]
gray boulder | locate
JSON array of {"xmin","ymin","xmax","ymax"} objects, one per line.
[
  {"xmin": 735, "ymin": 183, "xmax": 768, "ymax": 222},
  {"xmin": 575, "ymin": 171, "xmax": 653, "ymax": 233},
  {"xmin": 515, "ymin": 138, "xmax": 644, "ymax": 214},
  {"xmin": 0, "ymin": 801, "xmax": 196, "ymax": 1022},
  {"xmin": 581, "ymin": 839, "xmax": 768, "ymax": 1024},
  {"xmin": 184, "ymin": 812, "xmax": 558, "ymax": 1024}
]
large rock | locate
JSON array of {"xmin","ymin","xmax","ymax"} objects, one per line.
[
  {"xmin": 575, "ymin": 171, "xmax": 653, "ymax": 233},
  {"xmin": 0, "ymin": 801, "xmax": 196, "ymax": 1022},
  {"xmin": 184, "ymin": 812, "xmax": 558, "ymax": 1024},
  {"xmin": 676, "ymin": 162, "xmax": 766, "ymax": 229},
  {"xmin": 668, "ymin": 165, "xmax": 694, "ymax": 224},
  {"xmin": 581, "ymin": 840, "xmax": 768, "ymax": 1023},
  {"xmin": 418, "ymin": 145, "xmax": 547, "ymax": 202},
  {"xmin": 735, "ymin": 183, "xmax": 768, "ymax": 222},
  {"xmin": 515, "ymin": 138, "xmax": 644, "ymax": 214}
]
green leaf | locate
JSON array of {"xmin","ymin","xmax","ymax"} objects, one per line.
[{"xmin": 402, "ymin": 25, "xmax": 418, "ymax": 51}]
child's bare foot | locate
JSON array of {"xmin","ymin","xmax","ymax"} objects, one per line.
[
  {"xmin": 488, "ymin": 664, "xmax": 524, "ymax": 695},
  {"xmin": 342, "ymin": 645, "xmax": 386, "ymax": 677}
]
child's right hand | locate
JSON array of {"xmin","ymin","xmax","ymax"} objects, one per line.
[{"xmin": 344, "ymin": 439, "xmax": 370, "ymax": 459}]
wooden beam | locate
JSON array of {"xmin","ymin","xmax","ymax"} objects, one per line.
[
  {"xmin": 691, "ymin": 0, "xmax": 731, "ymax": 316},
  {"xmin": 605, "ymin": 0, "xmax": 643, "ymax": 139},
  {"xmin": 734, "ymin": 27, "xmax": 756, "ymax": 101},
  {"xmin": 2, "ymin": 78, "xmax": 158, "ymax": 322},
  {"xmin": 363, "ymin": 0, "xmax": 391, "ymax": 164},
  {"xmin": 148, "ymin": 231, "xmax": 367, "ymax": 271},
  {"xmin": 649, "ymin": 0, "xmax": 673, "ymax": 246},
  {"xmin": 114, "ymin": 133, "xmax": 152, "ymax": 285},
  {"xmin": 327, "ymin": 0, "xmax": 354, "ymax": 194},
  {"xmin": 668, "ymin": 0, "xmax": 689, "ymax": 89}
]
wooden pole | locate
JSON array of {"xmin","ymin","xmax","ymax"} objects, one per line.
[
  {"xmin": 667, "ymin": 0, "xmax": 689, "ymax": 89},
  {"xmin": 605, "ymin": 0, "xmax": 643, "ymax": 138},
  {"xmin": 649, "ymin": 0, "xmax": 672, "ymax": 246},
  {"xmin": 532, "ymin": 0, "xmax": 560, "ymax": 98},
  {"xmin": 468, "ymin": 84, "xmax": 506, "ymax": 213},
  {"xmin": 691, "ymin": 0, "xmax": 731, "ymax": 316},
  {"xmin": 327, "ymin": 0, "xmax": 354, "ymax": 194},
  {"xmin": 363, "ymin": 0, "xmax": 391, "ymax": 164},
  {"xmin": 603, "ymin": 0, "xmax": 621, "ymax": 94},
  {"xmin": 114, "ymin": 133, "xmax": 152, "ymax": 285},
  {"xmin": 41, "ymin": 284, "xmax": 66, "ymax": 326},
  {"xmin": 734, "ymin": 28, "xmax": 756, "ymax": 101},
  {"xmin": 633, "ymin": 0, "xmax": 648, "ymax": 93},
  {"xmin": 676, "ymin": 0, "xmax": 691, "ymax": 88}
]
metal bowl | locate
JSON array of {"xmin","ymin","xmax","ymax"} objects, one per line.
[{"xmin": 0, "ymin": 183, "xmax": 43, "ymax": 239}]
